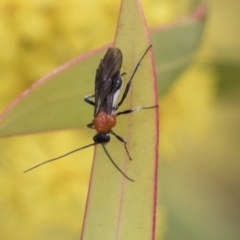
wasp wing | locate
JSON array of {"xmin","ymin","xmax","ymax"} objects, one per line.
[{"xmin": 94, "ymin": 48, "xmax": 123, "ymax": 116}]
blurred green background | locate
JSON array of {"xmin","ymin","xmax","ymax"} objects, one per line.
[{"xmin": 0, "ymin": 0, "xmax": 239, "ymax": 239}]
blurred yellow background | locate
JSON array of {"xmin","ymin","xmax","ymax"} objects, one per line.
[{"xmin": 0, "ymin": 0, "xmax": 239, "ymax": 239}]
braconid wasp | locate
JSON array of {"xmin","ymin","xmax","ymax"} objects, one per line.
[{"xmin": 24, "ymin": 45, "xmax": 158, "ymax": 182}]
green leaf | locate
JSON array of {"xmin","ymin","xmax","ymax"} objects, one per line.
[
  {"xmin": 80, "ymin": 0, "xmax": 158, "ymax": 239},
  {"xmin": 0, "ymin": 5, "xmax": 205, "ymax": 138},
  {"xmin": 0, "ymin": 50, "xmax": 104, "ymax": 137},
  {"xmin": 152, "ymin": 6, "xmax": 205, "ymax": 95}
]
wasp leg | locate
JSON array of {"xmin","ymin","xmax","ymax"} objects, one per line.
[
  {"xmin": 84, "ymin": 94, "xmax": 95, "ymax": 106},
  {"xmin": 111, "ymin": 130, "xmax": 132, "ymax": 160},
  {"xmin": 116, "ymin": 105, "xmax": 158, "ymax": 117},
  {"xmin": 114, "ymin": 45, "xmax": 152, "ymax": 111},
  {"xmin": 87, "ymin": 123, "xmax": 94, "ymax": 129}
]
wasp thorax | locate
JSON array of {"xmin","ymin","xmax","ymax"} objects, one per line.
[{"xmin": 93, "ymin": 112, "xmax": 117, "ymax": 133}]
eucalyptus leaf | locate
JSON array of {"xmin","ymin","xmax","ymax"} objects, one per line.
[{"xmin": 0, "ymin": 7, "xmax": 205, "ymax": 138}]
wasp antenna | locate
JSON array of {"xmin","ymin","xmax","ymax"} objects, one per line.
[
  {"xmin": 24, "ymin": 142, "xmax": 97, "ymax": 173},
  {"xmin": 101, "ymin": 144, "xmax": 135, "ymax": 182}
]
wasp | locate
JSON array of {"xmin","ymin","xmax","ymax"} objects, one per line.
[{"xmin": 25, "ymin": 45, "xmax": 158, "ymax": 181}]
